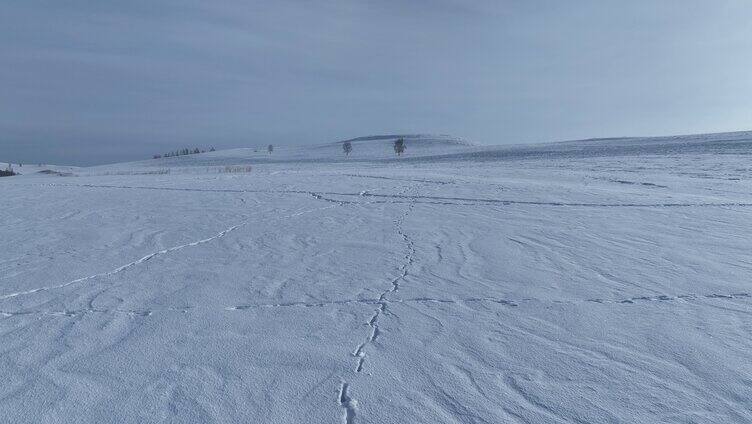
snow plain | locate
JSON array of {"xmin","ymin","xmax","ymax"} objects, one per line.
[{"xmin": 1, "ymin": 133, "xmax": 752, "ymax": 423}]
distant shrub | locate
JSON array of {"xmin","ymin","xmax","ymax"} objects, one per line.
[
  {"xmin": 343, "ymin": 141, "xmax": 352, "ymax": 156},
  {"xmin": 37, "ymin": 169, "xmax": 74, "ymax": 177},
  {"xmin": 98, "ymin": 169, "xmax": 168, "ymax": 176},
  {"xmin": 267, "ymin": 144, "xmax": 274, "ymax": 154},
  {"xmin": 220, "ymin": 165, "xmax": 252, "ymax": 173}
]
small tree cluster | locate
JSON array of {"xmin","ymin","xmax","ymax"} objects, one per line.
[
  {"xmin": 158, "ymin": 147, "xmax": 209, "ymax": 159},
  {"xmin": 343, "ymin": 141, "xmax": 352, "ymax": 156},
  {"xmin": 0, "ymin": 164, "xmax": 16, "ymax": 177}
]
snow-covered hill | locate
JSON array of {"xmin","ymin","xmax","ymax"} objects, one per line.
[
  {"xmin": 89, "ymin": 134, "xmax": 478, "ymax": 172},
  {"xmin": 46, "ymin": 130, "xmax": 750, "ymax": 177},
  {"xmin": 2, "ymin": 130, "xmax": 752, "ymax": 423}
]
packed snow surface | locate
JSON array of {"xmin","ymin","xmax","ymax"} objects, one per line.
[{"xmin": 2, "ymin": 133, "xmax": 752, "ymax": 423}]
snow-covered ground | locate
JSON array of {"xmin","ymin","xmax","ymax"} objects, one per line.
[{"xmin": 2, "ymin": 133, "xmax": 752, "ymax": 423}]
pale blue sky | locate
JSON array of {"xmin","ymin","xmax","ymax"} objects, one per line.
[{"xmin": 2, "ymin": 1, "xmax": 751, "ymax": 165}]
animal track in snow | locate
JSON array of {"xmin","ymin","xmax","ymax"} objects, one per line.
[
  {"xmin": 587, "ymin": 292, "xmax": 751, "ymax": 304},
  {"xmin": 43, "ymin": 183, "xmax": 752, "ymax": 208},
  {"xmin": 341, "ymin": 173, "xmax": 454, "ymax": 185},
  {"xmin": 3, "ymin": 292, "xmax": 749, "ymax": 320},
  {"xmin": 349, "ymin": 186, "xmax": 417, "ymax": 373},
  {"xmin": 0, "ymin": 223, "xmax": 245, "ymax": 302},
  {"xmin": 0, "ymin": 205, "xmax": 333, "ymax": 303},
  {"xmin": 338, "ymin": 381, "xmax": 357, "ymax": 424}
]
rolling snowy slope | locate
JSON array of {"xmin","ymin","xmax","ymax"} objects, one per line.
[
  {"xmin": 1, "ymin": 133, "xmax": 752, "ymax": 423},
  {"xmin": 82, "ymin": 134, "xmax": 476, "ymax": 174}
]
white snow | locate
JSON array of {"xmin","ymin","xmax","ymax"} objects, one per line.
[{"xmin": 1, "ymin": 133, "xmax": 752, "ymax": 423}]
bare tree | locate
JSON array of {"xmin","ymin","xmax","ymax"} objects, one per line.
[
  {"xmin": 343, "ymin": 140, "xmax": 352, "ymax": 156},
  {"xmin": 394, "ymin": 138, "xmax": 405, "ymax": 156},
  {"xmin": 267, "ymin": 144, "xmax": 274, "ymax": 154}
]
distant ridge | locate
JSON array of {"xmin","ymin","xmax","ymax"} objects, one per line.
[
  {"xmin": 341, "ymin": 134, "xmax": 449, "ymax": 142},
  {"xmin": 334, "ymin": 134, "xmax": 475, "ymax": 146},
  {"xmin": 557, "ymin": 130, "xmax": 752, "ymax": 145},
  {"xmin": 24, "ymin": 129, "xmax": 752, "ymax": 171}
]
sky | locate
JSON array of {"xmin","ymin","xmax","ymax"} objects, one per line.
[{"xmin": 2, "ymin": 0, "xmax": 751, "ymax": 166}]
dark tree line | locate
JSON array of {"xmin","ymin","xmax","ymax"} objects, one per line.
[
  {"xmin": 1, "ymin": 164, "xmax": 16, "ymax": 177},
  {"xmin": 153, "ymin": 147, "xmax": 215, "ymax": 159}
]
